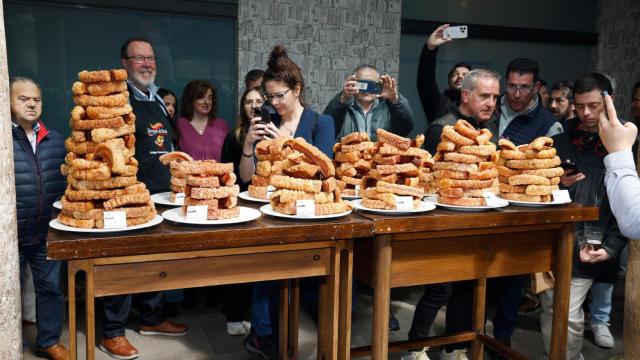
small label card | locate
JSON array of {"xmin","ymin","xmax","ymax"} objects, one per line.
[
  {"xmin": 354, "ymin": 184, "xmax": 361, "ymax": 196},
  {"xmin": 174, "ymin": 192, "xmax": 185, "ymax": 203},
  {"xmin": 296, "ymin": 199, "xmax": 316, "ymax": 217},
  {"xmin": 266, "ymin": 186, "xmax": 276, "ymax": 198},
  {"xmin": 395, "ymin": 195, "xmax": 414, "ymax": 211},
  {"xmin": 103, "ymin": 211, "xmax": 127, "ymax": 229},
  {"xmin": 552, "ymin": 189, "xmax": 571, "ymax": 203},
  {"xmin": 186, "ymin": 205, "xmax": 208, "ymax": 221},
  {"xmin": 482, "ymin": 191, "xmax": 501, "ymax": 207}
]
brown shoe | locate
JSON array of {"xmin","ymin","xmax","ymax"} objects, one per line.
[
  {"xmin": 37, "ymin": 344, "xmax": 69, "ymax": 360},
  {"xmin": 99, "ymin": 336, "xmax": 139, "ymax": 360},
  {"xmin": 139, "ymin": 319, "xmax": 188, "ymax": 336}
]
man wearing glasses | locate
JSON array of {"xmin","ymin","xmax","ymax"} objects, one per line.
[
  {"xmin": 98, "ymin": 38, "xmax": 187, "ymax": 360},
  {"xmin": 499, "ymin": 58, "xmax": 562, "ymax": 144}
]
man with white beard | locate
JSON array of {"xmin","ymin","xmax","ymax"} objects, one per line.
[{"xmin": 98, "ymin": 38, "xmax": 187, "ymax": 360}]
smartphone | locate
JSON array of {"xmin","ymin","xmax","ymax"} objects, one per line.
[
  {"xmin": 444, "ymin": 25, "xmax": 468, "ymax": 39},
  {"xmin": 355, "ymin": 79, "xmax": 382, "ymax": 94},
  {"xmin": 259, "ymin": 106, "xmax": 271, "ymax": 125},
  {"xmin": 252, "ymin": 107, "xmax": 261, "ymax": 117},
  {"xmin": 560, "ymin": 161, "xmax": 580, "ymax": 174}
]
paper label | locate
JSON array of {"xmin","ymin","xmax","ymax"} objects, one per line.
[
  {"xmin": 103, "ymin": 211, "xmax": 127, "ymax": 229},
  {"xmin": 186, "ymin": 205, "xmax": 208, "ymax": 221},
  {"xmin": 395, "ymin": 195, "xmax": 414, "ymax": 211},
  {"xmin": 552, "ymin": 189, "xmax": 571, "ymax": 203},
  {"xmin": 482, "ymin": 191, "xmax": 501, "ymax": 207},
  {"xmin": 266, "ymin": 186, "xmax": 276, "ymax": 198},
  {"xmin": 296, "ymin": 200, "xmax": 316, "ymax": 216},
  {"xmin": 354, "ymin": 184, "xmax": 360, "ymax": 196},
  {"xmin": 174, "ymin": 192, "xmax": 185, "ymax": 203}
]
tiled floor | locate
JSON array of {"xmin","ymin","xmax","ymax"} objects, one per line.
[{"xmin": 23, "ymin": 282, "xmax": 624, "ymax": 359}]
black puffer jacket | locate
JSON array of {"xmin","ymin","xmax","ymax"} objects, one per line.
[{"xmin": 13, "ymin": 122, "xmax": 66, "ymax": 246}]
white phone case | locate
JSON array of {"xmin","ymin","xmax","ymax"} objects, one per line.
[{"xmin": 444, "ymin": 26, "xmax": 468, "ymax": 39}]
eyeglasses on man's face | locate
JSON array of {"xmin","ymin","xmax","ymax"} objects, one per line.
[
  {"xmin": 125, "ymin": 55, "xmax": 157, "ymax": 64},
  {"xmin": 264, "ymin": 88, "xmax": 291, "ymax": 102},
  {"xmin": 506, "ymin": 83, "xmax": 534, "ymax": 95}
]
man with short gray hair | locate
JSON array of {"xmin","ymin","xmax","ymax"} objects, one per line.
[{"xmin": 324, "ymin": 64, "xmax": 414, "ymax": 141}]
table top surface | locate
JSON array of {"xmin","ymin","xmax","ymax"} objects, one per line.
[{"xmin": 47, "ymin": 200, "xmax": 598, "ymax": 260}]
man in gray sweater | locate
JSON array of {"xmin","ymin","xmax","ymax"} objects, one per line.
[{"xmin": 324, "ymin": 64, "xmax": 414, "ymax": 141}]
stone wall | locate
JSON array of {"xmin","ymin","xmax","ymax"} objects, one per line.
[
  {"xmin": 237, "ymin": 0, "xmax": 402, "ymax": 112},
  {"xmin": 595, "ymin": 0, "xmax": 640, "ymax": 118}
]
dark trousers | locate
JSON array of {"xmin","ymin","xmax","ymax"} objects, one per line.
[
  {"xmin": 19, "ymin": 241, "xmax": 65, "ymax": 349},
  {"xmin": 408, "ymin": 282, "xmax": 452, "ymax": 341},
  {"xmin": 102, "ymin": 292, "xmax": 165, "ymax": 338},
  {"xmin": 445, "ymin": 276, "xmax": 525, "ymax": 351},
  {"xmin": 222, "ymin": 283, "xmax": 253, "ymax": 322}
]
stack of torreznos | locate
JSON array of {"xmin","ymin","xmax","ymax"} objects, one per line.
[
  {"xmin": 433, "ymin": 120, "xmax": 499, "ymax": 206},
  {"xmin": 248, "ymin": 138, "xmax": 286, "ymax": 200},
  {"xmin": 359, "ymin": 129, "xmax": 431, "ymax": 210},
  {"xmin": 333, "ymin": 132, "xmax": 374, "ymax": 197},
  {"xmin": 497, "ymin": 137, "xmax": 562, "ymax": 202},
  {"xmin": 266, "ymin": 138, "xmax": 352, "ymax": 216},
  {"xmin": 58, "ymin": 69, "xmax": 155, "ymax": 228},
  {"xmin": 160, "ymin": 152, "xmax": 240, "ymax": 220}
]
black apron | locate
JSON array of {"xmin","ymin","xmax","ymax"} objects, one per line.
[{"xmin": 128, "ymin": 85, "xmax": 173, "ymax": 194}]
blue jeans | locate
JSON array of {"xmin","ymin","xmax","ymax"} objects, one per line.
[
  {"xmin": 19, "ymin": 241, "xmax": 64, "ymax": 349},
  {"xmin": 589, "ymin": 282, "xmax": 613, "ymax": 325},
  {"xmin": 102, "ymin": 292, "xmax": 165, "ymax": 338}
]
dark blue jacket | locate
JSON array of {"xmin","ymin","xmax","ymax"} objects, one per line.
[
  {"xmin": 499, "ymin": 96, "xmax": 558, "ymax": 146},
  {"xmin": 13, "ymin": 122, "xmax": 66, "ymax": 246}
]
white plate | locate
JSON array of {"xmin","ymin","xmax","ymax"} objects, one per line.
[
  {"xmin": 162, "ymin": 206, "xmax": 261, "ymax": 225},
  {"xmin": 351, "ymin": 199, "xmax": 436, "ymax": 214},
  {"xmin": 151, "ymin": 192, "xmax": 183, "ymax": 206},
  {"xmin": 53, "ymin": 200, "xmax": 62, "ymax": 210},
  {"xmin": 259, "ymin": 204, "xmax": 352, "ymax": 220},
  {"xmin": 502, "ymin": 198, "xmax": 572, "ymax": 207},
  {"xmin": 426, "ymin": 198, "xmax": 509, "ymax": 212},
  {"xmin": 49, "ymin": 215, "xmax": 163, "ymax": 233},
  {"xmin": 238, "ymin": 191, "xmax": 270, "ymax": 204}
]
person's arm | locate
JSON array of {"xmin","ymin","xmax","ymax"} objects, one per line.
[
  {"xmin": 220, "ymin": 131, "xmax": 250, "ymax": 189},
  {"xmin": 386, "ymin": 93, "xmax": 414, "ymax": 137},
  {"xmin": 314, "ymin": 114, "xmax": 336, "ymax": 159},
  {"xmin": 604, "ymin": 151, "xmax": 640, "ymax": 239},
  {"xmin": 417, "ymin": 24, "xmax": 452, "ymax": 124},
  {"xmin": 323, "ymin": 92, "xmax": 349, "ymax": 140}
]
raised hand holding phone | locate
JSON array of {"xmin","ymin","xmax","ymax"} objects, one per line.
[
  {"xmin": 599, "ymin": 92, "xmax": 637, "ymax": 153},
  {"xmin": 443, "ymin": 25, "xmax": 468, "ymax": 39}
]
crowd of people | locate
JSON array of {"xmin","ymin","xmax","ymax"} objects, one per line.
[{"xmin": 12, "ymin": 22, "xmax": 640, "ymax": 360}]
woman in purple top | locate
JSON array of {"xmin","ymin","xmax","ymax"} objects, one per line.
[{"xmin": 177, "ymin": 80, "xmax": 229, "ymax": 161}]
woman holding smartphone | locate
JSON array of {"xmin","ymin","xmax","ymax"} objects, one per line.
[{"xmin": 242, "ymin": 45, "xmax": 335, "ymax": 359}]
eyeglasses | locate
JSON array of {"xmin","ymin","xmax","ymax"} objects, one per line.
[
  {"xmin": 264, "ymin": 88, "xmax": 291, "ymax": 102},
  {"xmin": 125, "ymin": 55, "xmax": 157, "ymax": 64},
  {"xmin": 506, "ymin": 84, "xmax": 534, "ymax": 95}
]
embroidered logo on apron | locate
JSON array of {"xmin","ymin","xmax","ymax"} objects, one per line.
[{"xmin": 147, "ymin": 122, "xmax": 168, "ymax": 151}]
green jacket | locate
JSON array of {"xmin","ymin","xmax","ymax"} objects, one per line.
[{"xmin": 323, "ymin": 92, "xmax": 414, "ymax": 142}]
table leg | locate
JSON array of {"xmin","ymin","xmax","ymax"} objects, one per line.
[
  {"xmin": 550, "ymin": 224, "xmax": 574, "ymax": 360},
  {"xmin": 289, "ymin": 279, "xmax": 300, "ymax": 359},
  {"xmin": 318, "ymin": 246, "xmax": 341, "ymax": 360},
  {"xmin": 471, "ymin": 278, "xmax": 487, "ymax": 360},
  {"xmin": 85, "ymin": 264, "xmax": 96, "ymax": 360},
  {"xmin": 372, "ymin": 234, "xmax": 392, "ymax": 360},
  {"xmin": 338, "ymin": 241, "xmax": 353, "ymax": 360},
  {"xmin": 68, "ymin": 262, "xmax": 77, "ymax": 360},
  {"xmin": 279, "ymin": 280, "xmax": 289, "ymax": 360}
]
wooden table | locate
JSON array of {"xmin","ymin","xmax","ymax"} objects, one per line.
[
  {"xmin": 350, "ymin": 203, "xmax": 598, "ymax": 360},
  {"xmin": 47, "ymin": 202, "xmax": 372, "ymax": 360}
]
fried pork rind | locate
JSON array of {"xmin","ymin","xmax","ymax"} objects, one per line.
[
  {"xmin": 500, "ymin": 192, "xmax": 543, "ymax": 202},
  {"xmin": 58, "ymin": 213, "xmax": 95, "ymax": 228},
  {"xmin": 65, "ymin": 138, "xmax": 97, "ymax": 155},
  {"xmin": 78, "ymin": 69, "xmax": 127, "ymax": 83},
  {"xmin": 94, "ymin": 138, "xmax": 129, "ymax": 174},
  {"xmin": 186, "ymin": 175, "xmax": 220, "ymax": 188},
  {"xmin": 86, "ymin": 104, "xmax": 133, "ymax": 120},
  {"xmin": 188, "ymin": 185, "xmax": 240, "ymax": 200},
  {"xmin": 91, "ymin": 124, "xmax": 135, "ymax": 143},
  {"xmin": 377, "ymin": 128, "xmax": 411, "ymax": 150},
  {"xmin": 68, "ymin": 176, "xmax": 137, "ymax": 190},
  {"xmin": 159, "ymin": 151, "xmax": 193, "ymax": 165},
  {"xmin": 71, "ymin": 117, "xmax": 126, "ymax": 131},
  {"xmin": 61, "ymin": 195, "xmax": 96, "ymax": 212},
  {"xmin": 94, "ymin": 209, "xmax": 157, "ymax": 228},
  {"xmin": 505, "ymin": 157, "xmax": 561, "ymax": 170},
  {"xmin": 70, "ymin": 164, "xmax": 111, "ymax": 181},
  {"xmin": 508, "ymin": 174, "xmax": 551, "ymax": 186},
  {"xmin": 88, "ymin": 81, "xmax": 128, "ymax": 96},
  {"xmin": 438, "ymin": 195, "xmax": 486, "ymax": 206},
  {"xmin": 287, "ymin": 138, "xmax": 335, "ymax": 178},
  {"xmin": 103, "ymin": 191, "xmax": 152, "ymax": 210},
  {"xmin": 340, "ymin": 132, "xmax": 369, "ymax": 144},
  {"xmin": 376, "ymin": 181, "xmax": 424, "ymax": 197},
  {"xmin": 270, "ymin": 175, "xmax": 322, "ymax": 193},
  {"xmin": 74, "ymin": 93, "xmax": 128, "ymax": 107},
  {"xmin": 173, "ymin": 160, "xmax": 234, "ymax": 176},
  {"xmin": 283, "ymin": 162, "xmax": 321, "ymax": 179}
]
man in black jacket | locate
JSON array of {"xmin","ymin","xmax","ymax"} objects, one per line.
[
  {"xmin": 539, "ymin": 73, "xmax": 627, "ymax": 359},
  {"xmin": 417, "ymin": 24, "xmax": 472, "ymax": 125},
  {"xmin": 11, "ymin": 77, "xmax": 69, "ymax": 360}
]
